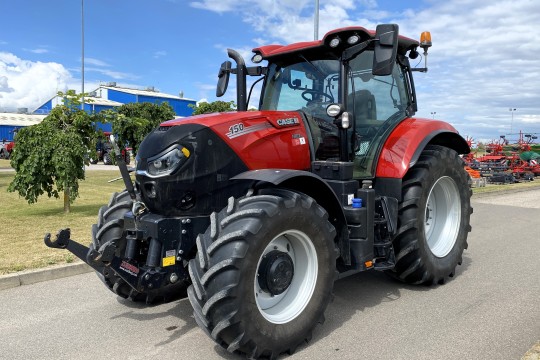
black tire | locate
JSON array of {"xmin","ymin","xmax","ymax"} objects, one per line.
[
  {"xmin": 0, "ymin": 148, "xmax": 8, "ymax": 160},
  {"xmin": 188, "ymin": 188, "xmax": 337, "ymax": 358},
  {"xmin": 389, "ymin": 145, "xmax": 472, "ymax": 285},
  {"xmin": 92, "ymin": 190, "xmax": 189, "ymax": 303},
  {"xmin": 89, "ymin": 157, "xmax": 98, "ymax": 164},
  {"xmin": 103, "ymin": 152, "xmax": 112, "ymax": 165}
]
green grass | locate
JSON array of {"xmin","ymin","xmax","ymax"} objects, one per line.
[
  {"xmin": 1, "ymin": 158, "xmax": 539, "ymax": 275},
  {"xmin": 0, "ymin": 170, "xmax": 124, "ymax": 274},
  {"xmin": 472, "ymin": 180, "xmax": 540, "ymax": 194},
  {"xmin": 0, "ymin": 159, "xmax": 12, "ymax": 169}
]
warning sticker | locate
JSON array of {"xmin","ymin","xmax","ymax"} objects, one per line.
[{"xmin": 163, "ymin": 256, "xmax": 176, "ymax": 267}]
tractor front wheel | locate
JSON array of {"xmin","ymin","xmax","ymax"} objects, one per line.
[
  {"xmin": 390, "ymin": 145, "xmax": 472, "ymax": 285},
  {"xmin": 188, "ymin": 188, "xmax": 337, "ymax": 358},
  {"xmin": 0, "ymin": 148, "xmax": 9, "ymax": 160},
  {"xmin": 103, "ymin": 152, "xmax": 112, "ymax": 165}
]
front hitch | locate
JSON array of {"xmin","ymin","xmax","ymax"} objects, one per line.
[
  {"xmin": 43, "ymin": 227, "xmax": 189, "ymax": 293},
  {"xmin": 44, "ymin": 229, "xmax": 105, "ymax": 271},
  {"xmin": 43, "ymin": 229, "xmax": 138, "ymax": 289}
]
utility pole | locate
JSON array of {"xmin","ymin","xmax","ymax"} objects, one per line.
[
  {"xmin": 314, "ymin": 0, "xmax": 319, "ymax": 40},
  {"xmin": 81, "ymin": 0, "xmax": 85, "ymax": 110},
  {"xmin": 509, "ymin": 108, "xmax": 516, "ymax": 134}
]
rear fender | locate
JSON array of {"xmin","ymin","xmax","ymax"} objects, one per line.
[
  {"xmin": 232, "ymin": 169, "xmax": 350, "ymax": 264},
  {"xmin": 376, "ymin": 118, "xmax": 470, "ymax": 179}
]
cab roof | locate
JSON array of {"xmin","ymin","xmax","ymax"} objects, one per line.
[{"xmin": 253, "ymin": 26, "xmax": 419, "ymax": 61}]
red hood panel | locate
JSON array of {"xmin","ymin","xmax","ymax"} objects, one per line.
[{"xmin": 162, "ymin": 111, "xmax": 311, "ymax": 170}]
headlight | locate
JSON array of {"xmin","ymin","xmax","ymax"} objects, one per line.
[{"xmin": 147, "ymin": 145, "xmax": 190, "ymax": 177}]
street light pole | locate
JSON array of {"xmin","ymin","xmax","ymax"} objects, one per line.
[
  {"xmin": 81, "ymin": 0, "xmax": 85, "ymax": 110},
  {"xmin": 509, "ymin": 108, "xmax": 516, "ymax": 134},
  {"xmin": 314, "ymin": 0, "xmax": 319, "ymax": 40}
]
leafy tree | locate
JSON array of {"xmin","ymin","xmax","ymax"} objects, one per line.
[
  {"xmin": 103, "ymin": 102, "xmax": 175, "ymax": 155},
  {"xmin": 8, "ymin": 91, "xmax": 98, "ymax": 213},
  {"xmin": 189, "ymin": 100, "xmax": 236, "ymax": 115}
]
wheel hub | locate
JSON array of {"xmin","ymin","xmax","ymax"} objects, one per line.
[{"xmin": 258, "ymin": 250, "xmax": 295, "ymax": 296}]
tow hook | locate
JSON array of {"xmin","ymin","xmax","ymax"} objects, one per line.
[
  {"xmin": 44, "ymin": 228, "xmax": 70, "ymax": 249},
  {"xmin": 44, "ymin": 229, "xmax": 105, "ymax": 271}
]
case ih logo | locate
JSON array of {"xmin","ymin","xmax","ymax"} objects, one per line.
[
  {"xmin": 277, "ymin": 118, "xmax": 299, "ymax": 126},
  {"xmin": 119, "ymin": 260, "xmax": 139, "ymax": 277}
]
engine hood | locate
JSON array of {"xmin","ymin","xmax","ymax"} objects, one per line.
[{"xmin": 159, "ymin": 110, "xmax": 312, "ymax": 171}]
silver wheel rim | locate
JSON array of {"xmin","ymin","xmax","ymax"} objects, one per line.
[
  {"xmin": 254, "ymin": 230, "xmax": 318, "ymax": 324},
  {"xmin": 424, "ymin": 176, "xmax": 461, "ymax": 257}
]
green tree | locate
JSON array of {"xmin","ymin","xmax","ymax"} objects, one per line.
[
  {"xmin": 104, "ymin": 102, "xmax": 175, "ymax": 155},
  {"xmin": 189, "ymin": 100, "xmax": 236, "ymax": 115},
  {"xmin": 8, "ymin": 91, "xmax": 98, "ymax": 213}
]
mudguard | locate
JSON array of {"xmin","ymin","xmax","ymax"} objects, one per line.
[
  {"xmin": 232, "ymin": 169, "xmax": 350, "ymax": 263},
  {"xmin": 376, "ymin": 118, "xmax": 470, "ymax": 179}
]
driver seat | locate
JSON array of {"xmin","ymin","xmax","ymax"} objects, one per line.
[
  {"xmin": 348, "ymin": 90, "xmax": 377, "ymax": 155},
  {"xmin": 348, "ymin": 89, "xmax": 377, "ymax": 122}
]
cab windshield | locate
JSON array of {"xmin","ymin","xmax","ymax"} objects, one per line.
[{"xmin": 260, "ymin": 51, "xmax": 410, "ymax": 177}]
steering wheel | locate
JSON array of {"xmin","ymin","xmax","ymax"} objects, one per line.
[{"xmin": 302, "ymin": 89, "xmax": 334, "ymax": 103}]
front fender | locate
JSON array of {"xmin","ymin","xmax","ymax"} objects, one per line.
[
  {"xmin": 231, "ymin": 169, "xmax": 345, "ymax": 224},
  {"xmin": 232, "ymin": 169, "xmax": 350, "ymax": 264},
  {"xmin": 376, "ymin": 118, "xmax": 470, "ymax": 179}
]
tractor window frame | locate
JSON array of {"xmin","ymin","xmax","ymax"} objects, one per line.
[{"xmin": 347, "ymin": 51, "xmax": 409, "ymax": 178}]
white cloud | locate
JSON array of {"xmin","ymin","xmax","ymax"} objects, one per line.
[
  {"xmin": 0, "ymin": 52, "xmax": 77, "ymax": 111},
  {"xmin": 153, "ymin": 51, "xmax": 167, "ymax": 59},
  {"xmin": 27, "ymin": 48, "xmax": 49, "ymax": 54},
  {"xmin": 0, "ymin": 75, "xmax": 13, "ymax": 93},
  {"xmin": 85, "ymin": 66, "xmax": 139, "ymax": 81},
  {"xmin": 85, "ymin": 57, "xmax": 110, "ymax": 67},
  {"xmin": 193, "ymin": 0, "xmax": 540, "ymax": 141},
  {"xmin": 398, "ymin": 0, "xmax": 540, "ymax": 140}
]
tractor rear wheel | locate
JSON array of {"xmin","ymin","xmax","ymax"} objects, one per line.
[
  {"xmin": 188, "ymin": 188, "xmax": 337, "ymax": 358},
  {"xmin": 92, "ymin": 190, "xmax": 189, "ymax": 303},
  {"xmin": 103, "ymin": 152, "xmax": 112, "ymax": 165},
  {"xmin": 124, "ymin": 152, "xmax": 131, "ymax": 165},
  {"xmin": 390, "ymin": 145, "xmax": 472, "ymax": 285},
  {"xmin": 0, "ymin": 148, "xmax": 9, "ymax": 159}
]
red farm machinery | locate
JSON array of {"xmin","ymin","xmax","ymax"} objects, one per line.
[
  {"xmin": 45, "ymin": 24, "xmax": 473, "ymax": 358},
  {"xmin": 466, "ymin": 132, "xmax": 540, "ymax": 183}
]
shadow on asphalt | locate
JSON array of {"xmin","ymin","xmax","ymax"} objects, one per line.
[
  {"xmin": 103, "ymin": 252, "xmax": 472, "ymax": 359},
  {"xmin": 110, "ymin": 296, "xmax": 198, "ymax": 347}
]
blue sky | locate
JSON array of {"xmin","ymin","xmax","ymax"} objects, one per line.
[{"xmin": 1, "ymin": 0, "xmax": 540, "ymax": 143}]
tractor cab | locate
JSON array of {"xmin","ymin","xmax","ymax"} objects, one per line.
[{"xmin": 217, "ymin": 24, "xmax": 428, "ymax": 178}]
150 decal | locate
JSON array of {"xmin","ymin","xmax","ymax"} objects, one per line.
[{"xmin": 226, "ymin": 122, "xmax": 272, "ymax": 139}]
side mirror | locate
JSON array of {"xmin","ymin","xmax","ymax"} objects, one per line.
[
  {"xmin": 372, "ymin": 24, "xmax": 399, "ymax": 76},
  {"xmin": 216, "ymin": 61, "xmax": 232, "ymax": 97}
]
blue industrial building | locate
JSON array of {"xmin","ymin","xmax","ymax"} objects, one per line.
[
  {"xmin": 0, "ymin": 113, "xmax": 46, "ymax": 141},
  {"xmin": 2, "ymin": 84, "xmax": 196, "ymax": 140},
  {"xmin": 34, "ymin": 83, "xmax": 196, "ymax": 117}
]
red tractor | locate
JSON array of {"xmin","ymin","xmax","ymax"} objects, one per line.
[
  {"xmin": 89, "ymin": 132, "xmax": 131, "ymax": 165},
  {"xmin": 45, "ymin": 24, "xmax": 472, "ymax": 358},
  {"xmin": 0, "ymin": 140, "xmax": 13, "ymax": 159}
]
